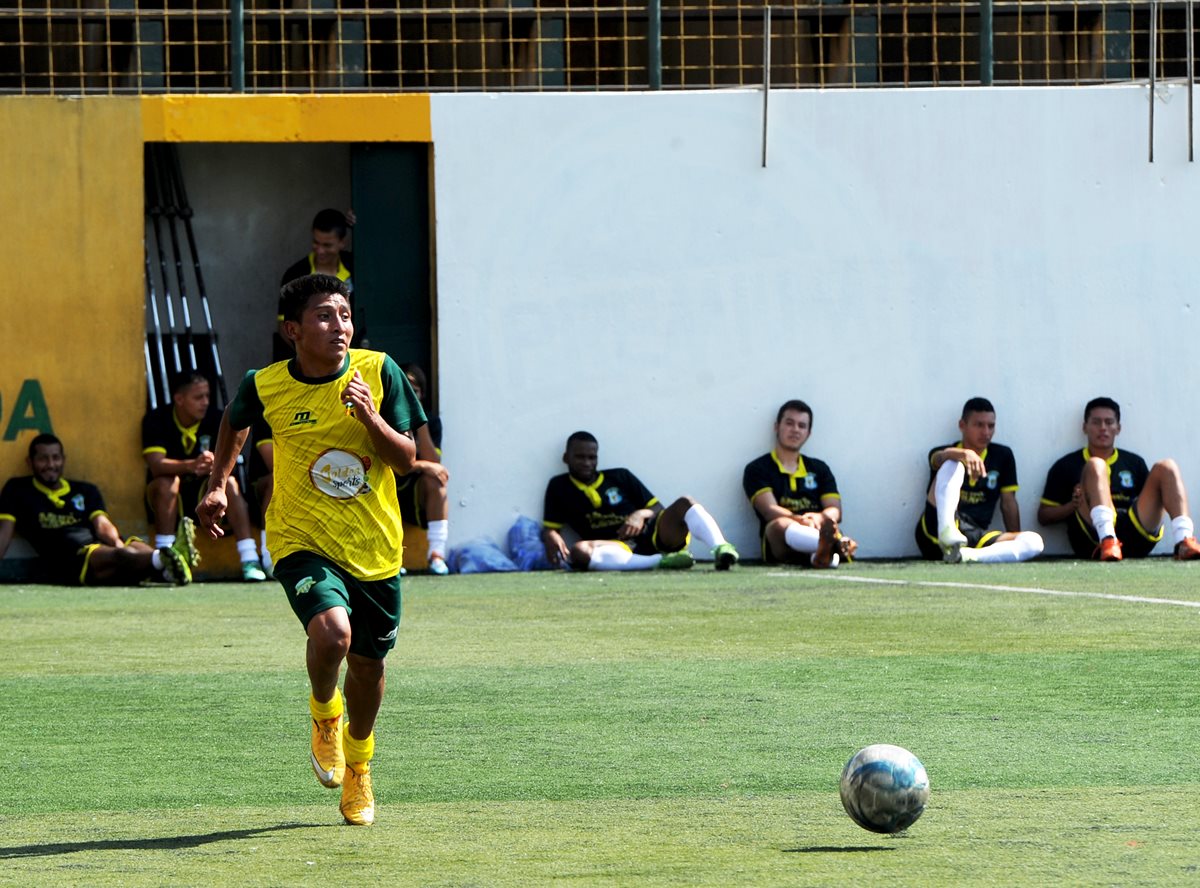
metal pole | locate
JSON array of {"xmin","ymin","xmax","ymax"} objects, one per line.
[
  {"xmin": 231, "ymin": 0, "xmax": 245, "ymax": 93},
  {"xmin": 762, "ymin": 5, "xmax": 771, "ymax": 169},
  {"xmin": 1150, "ymin": 0, "xmax": 1157, "ymax": 163},
  {"xmin": 647, "ymin": 0, "xmax": 662, "ymax": 90},
  {"xmin": 1188, "ymin": 0, "xmax": 1195, "ymax": 162},
  {"xmin": 979, "ymin": 0, "xmax": 993, "ymax": 85}
]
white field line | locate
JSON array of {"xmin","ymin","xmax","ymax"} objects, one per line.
[{"xmin": 765, "ymin": 572, "xmax": 1200, "ymax": 609}]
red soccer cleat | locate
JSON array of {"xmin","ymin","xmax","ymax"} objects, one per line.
[{"xmin": 1096, "ymin": 536, "xmax": 1123, "ymax": 562}]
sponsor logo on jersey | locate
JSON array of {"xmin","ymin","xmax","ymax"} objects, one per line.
[
  {"xmin": 310, "ymin": 449, "xmax": 370, "ymax": 498},
  {"xmin": 290, "ymin": 410, "xmax": 318, "ymax": 427}
]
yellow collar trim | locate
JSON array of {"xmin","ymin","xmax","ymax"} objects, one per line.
[
  {"xmin": 770, "ymin": 449, "xmax": 809, "ymax": 492},
  {"xmin": 173, "ymin": 409, "xmax": 201, "ymax": 455},
  {"xmin": 33, "ymin": 477, "xmax": 71, "ymax": 508},
  {"xmin": 1083, "ymin": 446, "xmax": 1119, "ymax": 467},
  {"xmin": 570, "ymin": 472, "xmax": 606, "ymax": 509},
  {"xmin": 307, "ymin": 253, "xmax": 352, "ymax": 283}
]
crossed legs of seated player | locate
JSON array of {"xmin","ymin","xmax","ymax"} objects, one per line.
[
  {"xmin": 568, "ymin": 496, "xmax": 736, "ymax": 571},
  {"xmin": 148, "ymin": 473, "xmax": 265, "ymax": 576},
  {"xmin": 1079, "ymin": 457, "xmax": 1199, "ymax": 558},
  {"xmin": 931, "ymin": 461, "xmax": 1043, "ymax": 563},
  {"xmin": 764, "ymin": 512, "xmax": 855, "ymax": 568},
  {"xmin": 84, "ymin": 539, "xmax": 188, "ymax": 585}
]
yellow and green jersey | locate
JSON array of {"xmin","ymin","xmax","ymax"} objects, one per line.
[{"xmin": 228, "ymin": 349, "xmax": 425, "ymax": 581}]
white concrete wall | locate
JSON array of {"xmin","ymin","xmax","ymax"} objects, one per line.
[{"xmin": 431, "ymin": 86, "xmax": 1200, "ymax": 560}]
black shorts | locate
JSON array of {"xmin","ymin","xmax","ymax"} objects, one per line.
[
  {"xmin": 915, "ymin": 504, "xmax": 1003, "ymax": 561},
  {"xmin": 1067, "ymin": 498, "xmax": 1163, "ymax": 558},
  {"xmin": 395, "ymin": 473, "xmax": 426, "ymax": 528}
]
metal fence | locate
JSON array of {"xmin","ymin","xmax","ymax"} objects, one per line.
[{"xmin": 0, "ymin": 1, "xmax": 1195, "ymax": 94}]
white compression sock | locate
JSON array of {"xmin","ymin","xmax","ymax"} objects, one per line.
[
  {"xmin": 260, "ymin": 529, "xmax": 272, "ymax": 570},
  {"xmin": 970, "ymin": 532, "xmax": 1044, "ymax": 563},
  {"xmin": 1171, "ymin": 515, "xmax": 1194, "ymax": 546},
  {"xmin": 934, "ymin": 461, "xmax": 965, "ymax": 534},
  {"xmin": 683, "ymin": 504, "xmax": 726, "ymax": 548},
  {"xmin": 783, "ymin": 522, "xmax": 821, "ymax": 554},
  {"xmin": 155, "ymin": 534, "xmax": 175, "ymax": 549},
  {"xmin": 151, "ymin": 550, "xmax": 164, "ymax": 570},
  {"xmin": 1090, "ymin": 506, "xmax": 1116, "ymax": 540},
  {"xmin": 427, "ymin": 519, "xmax": 449, "ymax": 559},
  {"xmin": 586, "ymin": 546, "xmax": 661, "ymax": 571},
  {"xmin": 236, "ymin": 537, "xmax": 259, "ymax": 563}
]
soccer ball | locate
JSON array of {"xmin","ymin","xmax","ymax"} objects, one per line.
[{"xmin": 839, "ymin": 744, "xmax": 930, "ymax": 834}]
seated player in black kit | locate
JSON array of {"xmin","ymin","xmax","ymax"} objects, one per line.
[
  {"xmin": 914, "ymin": 397, "xmax": 1043, "ymax": 563},
  {"xmin": 1038, "ymin": 396, "xmax": 1200, "ymax": 561},
  {"xmin": 742, "ymin": 399, "xmax": 857, "ymax": 568},
  {"xmin": 394, "ymin": 363, "xmax": 450, "ymax": 576},
  {"xmin": 542, "ymin": 431, "xmax": 739, "ymax": 572},
  {"xmin": 0, "ymin": 434, "xmax": 191, "ymax": 585},
  {"xmin": 141, "ymin": 372, "xmax": 266, "ymax": 581}
]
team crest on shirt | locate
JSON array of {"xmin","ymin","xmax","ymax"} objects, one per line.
[
  {"xmin": 310, "ymin": 449, "xmax": 372, "ymax": 499},
  {"xmin": 71, "ymin": 494, "xmax": 85, "ymax": 512},
  {"xmin": 605, "ymin": 487, "xmax": 623, "ymax": 505},
  {"xmin": 986, "ymin": 471, "xmax": 999, "ymax": 490},
  {"xmin": 1118, "ymin": 470, "xmax": 1134, "ymax": 488},
  {"xmin": 803, "ymin": 474, "xmax": 818, "ymax": 490}
]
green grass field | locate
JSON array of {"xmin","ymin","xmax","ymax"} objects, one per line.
[{"xmin": 3, "ymin": 560, "xmax": 1199, "ymax": 886}]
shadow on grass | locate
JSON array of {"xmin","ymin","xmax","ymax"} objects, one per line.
[
  {"xmin": 0, "ymin": 822, "xmax": 323, "ymax": 859},
  {"xmin": 784, "ymin": 845, "xmax": 896, "ymax": 853}
]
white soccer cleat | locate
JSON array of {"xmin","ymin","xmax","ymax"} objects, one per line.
[{"xmin": 937, "ymin": 525, "xmax": 968, "ymax": 564}]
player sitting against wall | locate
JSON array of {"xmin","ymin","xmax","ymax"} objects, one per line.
[
  {"xmin": 0, "ymin": 433, "xmax": 192, "ymax": 585},
  {"xmin": 394, "ymin": 363, "xmax": 450, "ymax": 576},
  {"xmin": 914, "ymin": 397, "xmax": 1044, "ymax": 564},
  {"xmin": 541, "ymin": 431, "xmax": 739, "ymax": 572},
  {"xmin": 742, "ymin": 399, "xmax": 857, "ymax": 568},
  {"xmin": 141, "ymin": 372, "xmax": 267, "ymax": 581},
  {"xmin": 1038, "ymin": 396, "xmax": 1200, "ymax": 562}
]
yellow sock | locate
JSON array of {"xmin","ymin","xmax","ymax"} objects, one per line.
[
  {"xmin": 309, "ymin": 688, "xmax": 343, "ymax": 721},
  {"xmin": 343, "ymin": 729, "xmax": 374, "ymax": 765}
]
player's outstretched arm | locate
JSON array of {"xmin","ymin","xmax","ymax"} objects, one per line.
[
  {"xmin": 92, "ymin": 513, "xmax": 123, "ymax": 547},
  {"xmin": 196, "ymin": 408, "xmax": 251, "ymax": 539}
]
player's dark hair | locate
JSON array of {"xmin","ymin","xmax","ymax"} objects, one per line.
[
  {"xmin": 170, "ymin": 371, "xmax": 209, "ymax": 397},
  {"xmin": 961, "ymin": 397, "xmax": 995, "ymax": 419},
  {"xmin": 279, "ymin": 273, "xmax": 350, "ymax": 323},
  {"xmin": 776, "ymin": 399, "xmax": 813, "ymax": 427},
  {"xmin": 1084, "ymin": 396, "xmax": 1120, "ymax": 423},
  {"xmin": 402, "ymin": 363, "xmax": 428, "ymax": 400},
  {"xmin": 566, "ymin": 430, "xmax": 597, "ymax": 450},
  {"xmin": 28, "ymin": 432, "xmax": 62, "ymax": 460},
  {"xmin": 311, "ymin": 208, "xmax": 350, "ymax": 238}
]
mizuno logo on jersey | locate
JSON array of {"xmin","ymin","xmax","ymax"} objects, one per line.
[{"xmin": 290, "ymin": 411, "xmax": 318, "ymax": 427}]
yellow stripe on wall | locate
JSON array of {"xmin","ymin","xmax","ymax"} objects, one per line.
[{"xmin": 142, "ymin": 94, "xmax": 432, "ymax": 143}]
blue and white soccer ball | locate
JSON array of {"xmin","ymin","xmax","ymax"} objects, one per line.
[{"xmin": 839, "ymin": 743, "xmax": 930, "ymax": 834}]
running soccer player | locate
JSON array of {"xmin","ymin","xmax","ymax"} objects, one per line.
[
  {"xmin": 0, "ymin": 433, "xmax": 191, "ymax": 585},
  {"xmin": 197, "ymin": 273, "xmax": 425, "ymax": 826},
  {"xmin": 142, "ymin": 372, "xmax": 267, "ymax": 581},
  {"xmin": 1038, "ymin": 396, "xmax": 1200, "ymax": 561},
  {"xmin": 742, "ymin": 399, "xmax": 857, "ymax": 568},
  {"xmin": 914, "ymin": 397, "xmax": 1044, "ymax": 564},
  {"xmin": 541, "ymin": 431, "xmax": 739, "ymax": 571}
]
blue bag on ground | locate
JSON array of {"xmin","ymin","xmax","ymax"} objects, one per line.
[
  {"xmin": 508, "ymin": 515, "xmax": 554, "ymax": 571},
  {"xmin": 447, "ymin": 538, "xmax": 519, "ymax": 574}
]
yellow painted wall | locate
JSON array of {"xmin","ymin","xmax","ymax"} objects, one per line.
[{"xmin": 0, "ymin": 97, "xmax": 146, "ymax": 534}]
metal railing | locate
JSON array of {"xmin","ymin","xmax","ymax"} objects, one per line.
[{"xmin": 0, "ymin": 1, "xmax": 1194, "ymax": 95}]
